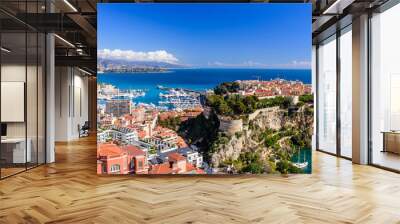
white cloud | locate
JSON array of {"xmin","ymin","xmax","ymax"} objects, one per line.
[
  {"xmin": 292, "ymin": 60, "xmax": 311, "ymax": 66},
  {"xmin": 98, "ymin": 49, "xmax": 179, "ymax": 64},
  {"xmin": 207, "ymin": 60, "xmax": 268, "ymax": 68},
  {"xmin": 284, "ymin": 60, "xmax": 311, "ymax": 68}
]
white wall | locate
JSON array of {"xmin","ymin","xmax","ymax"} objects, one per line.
[
  {"xmin": 1, "ymin": 65, "xmax": 26, "ymax": 138},
  {"xmin": 1, "ymin": 63, "xmax": 46, "ymax": 164},
  {"xmin": 54, "ymin": 67, "xmax": 89, "ymax": 141}
]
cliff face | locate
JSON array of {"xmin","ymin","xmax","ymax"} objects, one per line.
[
  {"xmin": 248, "ymin": 107, "xmax": 284, "ymax": 131},
  {"xmin": 210, "ymin": 105, "xmax": 313, "ymax": 169},
  {"xmin": 218, "ymin": 115, "xmax": 243, "ymax": 135}
]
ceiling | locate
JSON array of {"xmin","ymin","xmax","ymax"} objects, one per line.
[
  {"xmin": 0, "ymin": 0, "xmax": 394, "ymax": 73},
  {"xmin": 0, "ymin": 0, "xmax": 97, "ymax": 73}
]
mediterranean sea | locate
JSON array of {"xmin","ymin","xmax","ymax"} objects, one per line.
[{"xmin": 98, "ymin": 68, "xmax": 311, "ymax": 106}]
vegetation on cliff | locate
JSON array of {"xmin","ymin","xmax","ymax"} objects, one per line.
[
  {"xmin": 221, "ymin": 149, "xmax": 303, "ymax": 174},
  {"xmin": 299, "ymin": 93, "xmax": 313, "ymax": 103},
  {"xmin": 177, "ymin": 113, "xmax": 220, "ymax": 161},
  {"xmin": 206, "ymin": 93, "xmax": 295, "ymax": 117}
]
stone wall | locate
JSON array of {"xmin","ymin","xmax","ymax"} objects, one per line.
[
  {"xmin": 248, "ymin": 107, "xmax": 280, "ymax": 121},
  {"xmin": 218, "ymin": 116, "xmax": 243, "ymax": 135}
]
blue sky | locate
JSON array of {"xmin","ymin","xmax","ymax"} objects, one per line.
[{"xmin": 98, "ymin": 3, "xmax": 311, "ymax": 69}]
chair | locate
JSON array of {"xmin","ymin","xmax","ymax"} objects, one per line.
[{"xmin": 79, "ymin": 121, "xmax": 90, "ymax": 138}]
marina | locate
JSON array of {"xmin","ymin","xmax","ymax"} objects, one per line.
[
  {"xmin": 158, "ymin": 88, "xmax": 202, "ymax": 111},
  {"xmin": 98, "ymin": 83, "xmax": 203, "ymax": 111},
  {"xmin": 98, "ymin": 84, "xmax": 147, "ymax": 101}
]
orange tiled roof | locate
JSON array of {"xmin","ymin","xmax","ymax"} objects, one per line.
[
  {"xmin": 168, "ymin": 152, "xmax": 186, "ymax": 162},
  {"xmin": 148, "ymin": 163, "xmax": 174, "ymax": 174},
  {"xmin": 98, "ymin": 143, "xmax": 124, "ymax": 157},
  {"xmin": 186, "ymin": 163, "xmax": 205, "ymax": 174},
  {"xmin": 98, "ymin": 143, "xmax": 146, "ymax": 158},
  {"xmin": 122, "ymin": 145, "xmax": 146, "ymax": 157}
]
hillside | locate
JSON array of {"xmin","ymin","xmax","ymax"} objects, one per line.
[
  {"xmin": 98, "ymin": 58, "xmax": 188, "ymax": 72},
  {"xmin": 178, "ymin": 93, "xmax": 313, "ymax": 174}
]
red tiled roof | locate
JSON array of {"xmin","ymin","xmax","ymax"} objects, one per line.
[
  {"xmin": 186, "ymin": 163, "xmax": 205, "ymax": 174},
  {"xmin": 98, "ymin": 144, "xmax": 124, "ymax": 157},
  {"xmin": 168, "ymin": 152, "xmax": 186, "ymax": 162},
  {"xmin": 122, "ymin": 145, "xmax": 146, "ymax": 157},
  {"xmin": 98, "ymin": 144, "xmax": 146, "ymax": 158},
  {"xmin": 148, "ymin": 163, "xmax": 174, "ymax": 174}
]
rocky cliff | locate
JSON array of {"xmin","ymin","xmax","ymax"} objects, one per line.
[{"xmin": 210, "ymin": 105, "xmax": 313, "ymax": 170}]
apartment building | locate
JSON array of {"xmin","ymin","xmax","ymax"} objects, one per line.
[
  {"xmin": 97, "ymin": 143, "xmax": 148, "ymax": 174},
  {"xmin": 97, "ymin": 126, "xmax": 139, "ymax": 145}
]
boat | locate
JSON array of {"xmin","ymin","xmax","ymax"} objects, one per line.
[
  {"xmin": 293, "ymin": 161, "xmax": 309, "ymax": 169},
  {"xmin": 293, "ymin": 148, "xmax": 309, "ymax": 169}
]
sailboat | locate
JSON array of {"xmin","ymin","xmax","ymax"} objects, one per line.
[{"xmin": 293, "ymin": 148, "xmax": 309, "ymax": 169}]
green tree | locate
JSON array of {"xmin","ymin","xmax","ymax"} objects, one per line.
[
  {"xmin": 299, "ymin": 94, "xmax": 313, "ymax": 103},
  {"xmin": 242, "ymin": 162, "xmax": 264, "ymax": 174},
  {"xmin": 218, "ymin": 101, "xmax": 233, "ymax": 115}
]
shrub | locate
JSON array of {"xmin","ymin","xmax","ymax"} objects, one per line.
[{"xmin": 235, "ymin": 131, "xmax": 243, "ymax": 139}]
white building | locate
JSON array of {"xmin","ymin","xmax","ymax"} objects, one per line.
[
  {"xmin": 99, "ymin": 126, "xmax": 139, "ymax": 145},
  {"xmin": 97, "ymin": 131, "xmax": 108, "ymax": 143},
  {"xmin": 179, "ymin": 148, "xmax": 203, "ymax": 168}
]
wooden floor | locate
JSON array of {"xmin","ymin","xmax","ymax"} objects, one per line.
[
  {"xmin": 0, "ymin": 136, "xmax": 400, "ymax": 224},
  {"xmin": 372, "ymin": 151, "xmax": 400, "ymax": 171}
]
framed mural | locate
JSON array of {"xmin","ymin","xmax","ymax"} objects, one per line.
[{"xmin": 97, "ymin": 3, "xmax": 313, "ymax": 175}]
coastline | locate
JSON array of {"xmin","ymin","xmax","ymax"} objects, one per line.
[{"xmin": 98, "ymin": 70, "xmax": 174, "ymax": 74}]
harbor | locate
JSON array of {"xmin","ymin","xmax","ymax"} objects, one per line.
[
  {"xmin": 97, "ymin": 84, "xmax": 147, "ymax": 101},
  {"xmin": 98, "ymin": 83, "xmax": 204, "ymax": 111},
  {"xmin": 157, "ymin": 86, "xmax": 202, "ymax": 111}
]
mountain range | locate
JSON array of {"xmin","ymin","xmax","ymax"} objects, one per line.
[{"xmin": 98, "ymin": 59, "xmax": 188, "ymax": 70}]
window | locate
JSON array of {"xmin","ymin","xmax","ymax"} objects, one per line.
[
  {"xmin": 370, "ymin": 3, "xmax": 400, "ymax": 171},
  {"xmin": 317, "ymin": 35, "xmax": 337, "ymax": 154},
  {"xmin": 102, "ymin": 164, "xmax": 107, "ymax": 173},
  {"xmin": 130, "ymin": 159, "xmax": 135, "ymax": 169},
  {"xmin": 339, "ymin": 26, "xmax": 352, "ymax": 158},
  {"xmin": 0, "ymin": 1, "xmax": 46, "ymax": 179},
  {"xmin": 110, "ymin": 164, "xmax": 120, "ymax": 173}
]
